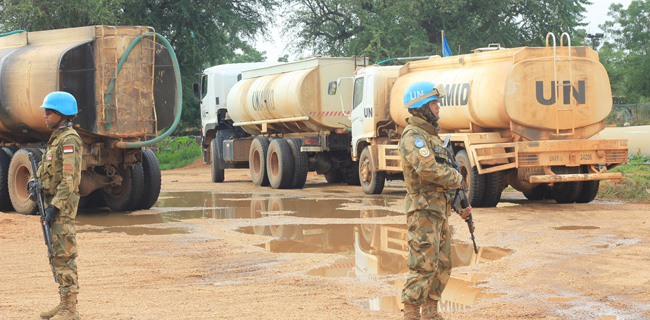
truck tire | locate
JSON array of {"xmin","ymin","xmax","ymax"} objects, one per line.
[
  {"xmin": 482, "ymin": 171, "xmax": 505, "ymax": 207},
  {"xmin": 249, "ymin": 137, "xmax": 270, "ymax": 186},
  {"xmin": 287, "ymin": 138, "xmax": 308, "ymax": 189},
  {"xmin": 79, "ymin": 189, "xmax": 105, "ymax": 209},
  {"xmin": 0, "ymin": 148, "xmax": 13, "ymax": 212},
  {"xmin": 523, "ymin": 184, "xmax": 551, "ymax": 200},
  {"xmin": 455, "ymin": 150, "xmax": 485, "ymax": 207},
  {"xmin": 359, "ymin": 146, "xmax": 385, "ymax": 194},
  {"xmin": 267, "ymin": 139, "xmax": 295, "ymax": 189},
  {"xmin": 552, "ymin": 181, "xmax": 583, "ymax": 204},
  {"xmin": 210, "ymin": 138, "xmax": 225, "ymax": 183},
  {"xmin": 577, "ymin": 180, "xmax": 599, "ymax": 203},
  {"xmin": 324, "ymin": 169, "xmax": 344, "ymax": 183},
  {"xmin": 138, "ymin": 148, "xmax": 161, "ymax": 210},
  {"xmin": 8, "ymin": 149, "xmax": 41, "ymax": 215},
  {"xmin": 102, "ymin": 164, "xmax": 145, "ymax": 212},
  {"xmin": 345, "ymin": 161, "xmax": 361, "ymax": 186}
]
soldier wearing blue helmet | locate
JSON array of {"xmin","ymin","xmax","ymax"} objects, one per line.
[
  {"xmin": 398, "ymin": 82, "xmax": 472, "ymax": 320},
  {"xmin": 29, "ymin": 91, "xmax": 83, "ymax": 320}
]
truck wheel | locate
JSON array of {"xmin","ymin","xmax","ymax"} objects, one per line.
[
  {"xmin": 249, "ymin": 137, "xmax": 270, "ymax": 186},
  {"xmin": 455, "ymin": 150, "xmax": 485, "ymax": 207},
  {"xmin": 359, "ymin": 146, "xmax": 385, "ymax": 194},
  {"xmin": 0, "ymin": 148, "xmax": 13, "ymax": 212},
  {"xmin": 287, "ymin": 138, "xmax": 308, "ymax": 189},
  {"xmin": 102, "ymin": 164, "xmax": 145, "ymax": 212},
  {"xmin": 523, "ymin": 184, "xmax": 551, "ymax": 200},
  {"xmin": 8, "ymin": 149, "xmax": 41, "ymax": 215},
  {"xmin": 267, "ymin": 139, "xmax": 295, "ymax": 189},
  {"xmin": 482, "ymin": 171, "xmax": 505, "ymax": 207},
  {"xmin": 324, "ymin": 169, "xmax": 344, "ymax": 183},
  {"xmin": 577, "ymin": 180, "xmax": 599, "ymax": 203},
  {"xmin": 138, "ymin": 149, "xmax": 161, "ymax": 210},
  {"xmin": 79, "ymin": 189, "xmax": 105, "ymax": 209},
  {"xmin": 552, "ymin": 182, "xmax": 583, "ymax": 204},
  {"xmin": 345, "ymin": 161, "xmax": 361, "ymax": 186},
  {"xmin": 210, "ymin": 138, "xmax": 225, "ymax": 182}
]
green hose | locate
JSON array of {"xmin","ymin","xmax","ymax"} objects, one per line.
[
  {"xmin": 0, "ymin": 30, "xmax": 26, "ymax": 37},
  {"xmin": 105, "ymin": 32, "xmax": 182, "ymax": 148}
]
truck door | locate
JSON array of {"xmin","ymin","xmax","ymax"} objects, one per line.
[{"xmin": 350, "ymin": 75, "xmax": 373, "ymax": 157}]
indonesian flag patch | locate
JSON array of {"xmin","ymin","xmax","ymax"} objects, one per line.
[{"xmin": 63, "ymin": 146, "xmax": 74, "ymax": 154}]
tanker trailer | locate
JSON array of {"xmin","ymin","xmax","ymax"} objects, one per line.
[
  {"xmin": 0, "ymin": 26, "xmax": 180, "ymax": 214},
  {"xmin": 336, "ymin": 34, "xmax": 627, "ymax": 205},
  {"xmin": 204, "ymin": 56, "xmax": 365, "ymax": 189}
]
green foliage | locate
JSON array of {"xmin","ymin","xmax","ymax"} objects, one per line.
[
  {"xmin": 599, "ymin": 161, "xmax": 650, "ymax": 201},
  {"xmin": 599, "ymin": 0, "xmax": 650, "ymax": 104},
  {"xmin": 283, "ymin": 0, "xmax": 589, "ymax": 62},
  {"xmin": 156, "ymin": 137, "xmax": 202, "ymax": 171}
]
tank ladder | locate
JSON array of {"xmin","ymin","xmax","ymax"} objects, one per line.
[
  {"xmin": 98, "ymin": 26, "xmax": 119, "ymax": 130},
  {"xmin": 546, "ymin": 32, "xmax": 576, "ymax": 136}
]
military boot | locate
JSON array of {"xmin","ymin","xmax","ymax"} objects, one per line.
[
  {"xmin": 40, "ymin": 292, "xmax": 64, "ymax": 319},
  {"xmin": 403, "ymin": 301, "xmax": 420, "ymax": 320},
  {"xmin": 50, "ymin": 293, "xmax": 79, "ymax": 320},
  {"xmin": 421, "ymin": 299, "xmax": 444, "ymax": 320}
]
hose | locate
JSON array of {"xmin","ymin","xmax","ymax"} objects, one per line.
[
  {"xmin": 0, "ymin": 30, "xmax": 26, "ymax": 37},
  {"xmin": 106, "ymin": 32, "xmax": 182, "ymax": 148}
]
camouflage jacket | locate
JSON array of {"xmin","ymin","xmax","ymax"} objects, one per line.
[
  {"xmin": 399, "ymin": 116, "xmax": 461, "ymax": 215},
  {"xmin": 36, "ymin": 123, "xmax": 83, "ymax": 214}
]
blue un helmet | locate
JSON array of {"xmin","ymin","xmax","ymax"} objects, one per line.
[
  {"xmin": 404, "ymin": 81, "xmax": 438, "ymax": 109},
  {"xmin": 40, "ymin": 91, "xmax": 78, "ymax": 116}
]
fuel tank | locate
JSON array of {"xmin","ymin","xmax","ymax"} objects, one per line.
[
  {"xmin": 227, "ymin": 56, "xmax": 362, "ymax": 135},
  {"xmin": 389, "ymin": 46, "xmax": 612, "ymax": 140},
  {"xmin": 0, "ymin": 26, "xmax": 177, "ymax": 144}
]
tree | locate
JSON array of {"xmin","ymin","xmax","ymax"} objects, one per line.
[
  {"xmin": 0, "ymin": 0, "xmax": 279, "ymax": 131},
  {"xmin": 283, "ymin": 0, "xmax": 589, "ymax": 62},
  {"xmin": 600, "ymin": 0, "xmax": 650, "ymax": 104}
]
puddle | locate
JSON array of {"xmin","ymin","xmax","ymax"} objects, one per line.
[
  {"xmin": 79, "ymin": 226, "xmax": 189, "ymax": 235},
  {"xmin": 238, "ymin": 223, "xmax": 512, "ymax": 313},
  {"xmin": 553, "ymin": 226, "xmax": 600, "ymax": 231}
]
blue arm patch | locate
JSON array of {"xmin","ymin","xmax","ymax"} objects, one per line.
[{"xmin": 414, "ymin": 138, "xmax": 425, "ymax": 148}]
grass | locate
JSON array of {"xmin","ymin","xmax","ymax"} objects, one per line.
[
  {"xmin": 156, "ymin": 137, "xmax": 202, "ymax": 171},
  {"xmin": 598, "ymin": 156, "xmax": 650, "ymax": 201}
]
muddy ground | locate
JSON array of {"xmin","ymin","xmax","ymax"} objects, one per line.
[{"xmin": 1, "ymin": 161, "xmax": 649, "ymax": 320}]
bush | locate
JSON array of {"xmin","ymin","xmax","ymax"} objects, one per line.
[
  {"xmin": 598, "ymin": 158, "xmax": 650, "ymax": 201},
  {"xmin": 156, "ymin": 137, "xmax": 202, "ymax": 170}
]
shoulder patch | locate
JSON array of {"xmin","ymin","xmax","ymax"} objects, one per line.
[
  {"xmin": 63, "ymin": 146, "xmax": 75, "ymax": 154},
  {"xmin": 414, "ymin": 138, "xmax": 425, "ymax": 148},
  {"xmin": 419, "ymin": 148, "xmax": 431, "ymax": 157}
]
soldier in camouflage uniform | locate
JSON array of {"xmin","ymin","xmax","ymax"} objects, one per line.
[
  {"xmin": 29, "ymin": 91, "xmax": 83, "ymax": 320},
  {"xmin": 398, "ymin": 82, "xmax": 471, "ymax": 320}
]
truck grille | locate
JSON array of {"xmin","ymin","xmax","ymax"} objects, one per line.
[
  {"xmin": 606, "ymin": 150, "xmax": 627, "ymax": 163},
  {"xmin": 519, "ymin": 154, "xmax": 539, "ymax": 166}
]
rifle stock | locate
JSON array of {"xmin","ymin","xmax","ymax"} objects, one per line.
[
  {"xmin": 443, "ymin": 136, "xmax": 479, "ymax": 254},
  {"xmin": 29, "ymin": 152, "xmax": 58, "ymax": 283}
]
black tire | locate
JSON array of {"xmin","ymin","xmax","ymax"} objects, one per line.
[
  {"xmin": 249, "ymin": 137, "xmax": 270, "ymax": 186},
  {"xmin": 210, "ymin": 138, "xmax": 225, "ymax": 183},
  {"xmin": 523, "ymin": 184, "xmax": 551, "ymax": 200},
  {"xmin": 267, "ymin": 139, "xmax": 295, "ymax": 189},
  {"xmin": 345, "ymin": 161, "xmax": 361, "ymax": 186},
  {"xmin": 102, "ymin": 164, "xmax": 145, "ymax": 212},
  {"xmin": 79, "ymin": 189, "xmax": 105, "ymax": 209},
  {"xmin": 8, "ymin": 149, "xmax": 42, "ymax": 215},
  {"xmin": 0, "ymin": 148, "xmax": 13, "ymax": 212},
  {"xmin": 138, "ymin": 149, "xmax": 161, "ymax": 210},
  {"xmin": 324, "ymin": 169, "xmax": 344, "ymax": 183},
  {"xmin": 552, "ymin": 182, "xmax": 583, "ymax": 204},
  {"xmin": 482, "ymin": 171, "xmax": 505, "ymax": 207},
  {"xmin": 577, "ymin": 180, "xmax": 599, "ymax": 203},
  {"xmin": 287, "ymin": 138, "xmax": 308, "ymax": 189},
  {"xmin": 455, "ymin": 150, "xmax": 485, "ymax": 207},
  {"xmin": 358, "ymin": 146, "xmax": 385, "ymax": 194}
]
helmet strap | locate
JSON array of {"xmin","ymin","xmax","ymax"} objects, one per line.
[{"xmin": 409, "ymin": 106, "xmax": 439, "ymax": 125}]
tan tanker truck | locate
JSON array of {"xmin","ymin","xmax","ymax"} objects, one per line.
[
  {"xmin": 197, "ymin": 56, "xmax": 365, "ymax": 189},
  {"xmin": 0, "ymin": 26, "xmax": 180, "ymax": 214},
  {"xmin": 334, "ymin": 33, "xmax": 628, "ymax": 205}
]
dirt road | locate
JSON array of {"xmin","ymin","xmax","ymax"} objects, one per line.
[{"xmin": 1, "ymin": 162, "xmax": 649, "ymax": 319}]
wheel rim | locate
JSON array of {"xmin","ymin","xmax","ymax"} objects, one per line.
[
  {"xmin": 13, "ymin": 164, "xmax": 30, "ymax": 202},
  {"xmin": 360, "ymin": 158, "xmax": 372, "ymax": 184},
  {"xmin": 269, "ymin": 151, "xmax": 279, "ymax": 178},
  {"xmin": 251, "ymin": 149, "xmax": 261, "ymax": 176}
]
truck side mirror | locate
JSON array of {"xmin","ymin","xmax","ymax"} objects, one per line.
[
  {"xmin": 193, "ymin": 83, "xmax": 200, "ymax": 100},
  {"xmin": 328, "ymin": 81, "xmax": 337, "ymax": 95},
  {"xmin": 432, "ymin": 83, "xmax": 447, "ymax": 98}
]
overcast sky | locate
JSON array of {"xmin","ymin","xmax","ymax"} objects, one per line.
[{"xmin": 256, "ymin": 0, "xmax": 634, "ymax": 62}]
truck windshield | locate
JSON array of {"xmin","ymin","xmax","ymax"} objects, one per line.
[{"xmin": 352, "ymin": 77, "xmax": 364, "ymax": 110}]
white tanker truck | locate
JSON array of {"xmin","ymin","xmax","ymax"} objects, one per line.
[
  {"xmin": 335, "ymin": 34, "xmax": 628, "ymax": 205},
  {"xmin": 0, "ymin": 26, "xmax": 181, "ymax": 214}
]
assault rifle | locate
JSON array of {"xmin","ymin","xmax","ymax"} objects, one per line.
[
  {"xmin": 442, "ymin": 135, "xmax": 478, "ymax": 254},
  {"xmin": 29, "ymin": 152, "xmax": 58, "ymax": 283}
]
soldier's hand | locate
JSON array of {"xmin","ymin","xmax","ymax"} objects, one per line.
[
  {"xmin": 42, "ymin": 205, "xmax": 58, "ymax": 226},
  {"xmin": 460, "ymin": 206, "xmax": 472, "ymax": 220},
  {"xmin": 28, "ymin": 181, "xmax": 40, "ymax": 202}
]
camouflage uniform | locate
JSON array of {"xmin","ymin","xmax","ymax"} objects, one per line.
[
  {"xmin": 36, "ymin": 122, "xmax": 83, "ymax": 295},
  {"xmin": 399, "ymin": 116, "xmax": 461, "ymax": 306}
]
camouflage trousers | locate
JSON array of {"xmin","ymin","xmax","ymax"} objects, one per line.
[
  {"xmin": 402, "ymin": 209, "xmax": 452, "ymax": 306},
  {"xmin": 50, "ymin": 215, "xmax": 79, "ymax": 295}
]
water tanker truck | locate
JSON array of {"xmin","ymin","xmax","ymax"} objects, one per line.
[
  {"xmin": 0, "ymin": 26, "xmax": 180, "ymax": 214},
  {"xmin": 196, "ymin": 57, "xmax": 366, "ymax": 189},
  {"xmin": 335, "ymin": 33, "xmax": 627, "ymax": 205}
]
